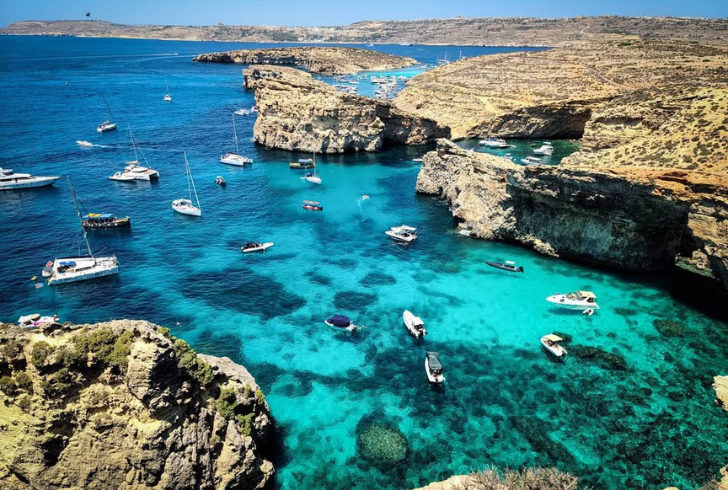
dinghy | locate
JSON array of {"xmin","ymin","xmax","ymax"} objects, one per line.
[{"xmin": 403, "ymin": 310, "xmax": 427, "ymax": 338}]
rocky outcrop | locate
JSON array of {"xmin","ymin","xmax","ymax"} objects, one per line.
[
  {"xmin": 193, "ymin": 47, "xmax": 417, "ymax": 75},
  {"xmin": 243, "ymin": 65, "xmax": 448, "ymax": 153},
  {"xmin": 715, "ymin": 376, "xmax": 728, "ymax": 412},
  {"xmin": 410, "ymin": 468, "xmax": 583, "ymax": 490},
  {"xmin": 0, "ymin": 320, "xmax": 274, "ymax": 490}
]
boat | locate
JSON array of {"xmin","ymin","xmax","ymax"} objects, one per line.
[
  {"xmin": 479, "ymin": 137, "xmax": 510, "ymax": 149},
  {"xmin": 234, "ymin": 108, "xmax": 250, "ymax": 116},
  {"xmin": 533, "ymin": 142, "xmax": 554, "ymax": 156},
  {"xmin": 82, "ymin": 213, "xmax": 131, "ymax": 229},
  {"xmin": 324, "ymin": 314, "xmax": 362, "ymax": 332},
  {"xmin": 18, "ymin": 313, "xmax": 59, "ymax": 330},
  {"xmin": 108, "ymin": 171, "xmax": 137, "ymax": 182},
  {"xmin": 109, "ymin": 126, "xmax": 160, "ymax": 181},
  {"xmin": 545, "ymin": 290, "xmax": 600, "ymax": 312},
  {"xmin": 0, "ymin": 168, "xmax": 60, "ymax": 191},
  {"xmin": 302, "ymin": 171, "xmax": 322, "ymax": 185},
  {"xmin": 412, "ymin": 157, "xmax": 424, "ymax": 163},
  {"xmin": 43, "ymin": 177, "xmax": 119, "ymax": 285},
  {"xmin": 385, "ymin": 225, "xmax": 418, "ymax": 243},
  {"xmin": 425, "ymin": 351, "xmax": 445, "ymax": 384},
  {"xmin": 221, "ymin": 114, "xmax": 252, "ymax": 166},
  {"xmin": 521, "ymin": 156, "xmax": 542, "ymax": 165},
  {"xmin": 541, "ymin": 334, "xmax": 568, "ymax": 358},
  {"xmin": 290, "ymin": 158, "xmax": 315, "ymax": 169},
  {"xmin": 250, "ymin": 105, "xmax": 259, "ymax": 113},
  {"xmin": 403, "ymin": 310, "xmax": 427, "ymax": 338},
  {"xmin": 171, "ymin": 152, "xmax": 202, "ymax": 217},
  {"xmin": 76, "ymin": 140, "xmax": 93, "ymax": 147},
  {"xmin": 485, "ymin": 260, "xmax": 524, "ymax": 273},
  {"xmin": 241, "ymin": 241, "xmax": 274, "ymax": 253},
  {"xmin": 215, "ymin": 176, "xmax": 226, "ymax": 186},
  {"xmin": 163, "ymin": 78, "xmax": 172, "ymax": 102},
  {"xmin": 97, "ymin": 95, "xmax": 117, "ymax": 132},
  {"xmin": 302, "ymin": 200, "xmax": 322, "ymax": 211}
]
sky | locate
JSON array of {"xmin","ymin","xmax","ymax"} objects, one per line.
[{"xmin": 1, "ymin": 0, "xmax": 726, "ymax": 27}]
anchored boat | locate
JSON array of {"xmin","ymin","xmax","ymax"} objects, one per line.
[
  {"xmin": 485, "ymin": 260, "xmax": 524, "ymax": 273},
  {"xmin": 0, "ymin": 168, "xmax": 60, "ymax": 191},
  {"xmin": 171, "ymin": 152, "xmax": 202, "ymax": 217},
  {"xmin": 546, "ymin": 290, "xmax": 599, "ymax": 312},
  {"xmin": 82, "ymin": 213, "xmax": 131, "ymax": 229},
  {"xmin": 221, "ymin": 114, "xmax": 252, "ymax": 166},
  {"xmin": 403, "ymin": 310, "xmax": 427, "ymax": 338},
  {"xmin": 241, "ymin": 242, "xmax": 274, "ymax": 253},
  {"xmin": 425, "ymin": 351, "xmax": 445, "ymax": 384},
  {"xmin": 385, "ymin": 225, "xmax": 417, "ymax": 243},
  {"xmin": 541, "ymin": 334, "xmax": 568, "ymax": 358},
  {"xmin": 325, "ymin": 314, "xmax": 363, "ymax": 332},
  {"xmin": 290, "ymin": 158, "xmax": 315, "ymax": 169},
  {"xmin": 533, "ymin": 142, "xmax": 554, "ymax": 156},
  {"xmin": 302, "ymin": 200, "xmax": 322, "ymax": 211}
]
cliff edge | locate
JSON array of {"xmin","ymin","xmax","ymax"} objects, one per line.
[{"xmin": 0, "ymin": 320, "xmax": 274, "ymax": 490}]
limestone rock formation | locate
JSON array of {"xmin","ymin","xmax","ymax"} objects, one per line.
[
  {"xmin": 715, "ymin": 376, "xmax": 728, "ymax": 412},
  {"xmin": 194, "ymin": 47, "xmax": 417, "ymax": 75},
  {"xmin": 243, "ymin": 65, "xmax": 448, "ymax": 153},
  {"xmin": 0, "ymin": 320, "xmax": 274, "ymax": 490}
]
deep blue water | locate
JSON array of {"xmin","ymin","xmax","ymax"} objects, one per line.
[{"xmin": 0, "ymin": 36, "xmax": 726, "ymax": 490}]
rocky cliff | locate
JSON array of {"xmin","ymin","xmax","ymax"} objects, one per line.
[
  {"xmin": 716, "ymin": 376, "xmax": 728, "ymax": 412},
  {"xmin": 243, "ymin": 65, "xmax": 448, "ymax": 153},
  {"xmin": 0, "ymin": 320, "xmax": 274, "ymax": 490},
  {"xmin": 193, "ymin": 47, "xmax": 417, "ymax": 75}
]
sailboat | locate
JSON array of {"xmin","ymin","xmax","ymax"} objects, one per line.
[
  {"xmin": 42, "ymin": 177, "xmax": 119, "ymax": 285},
  {"xmin": 163, "ymin": 78, "xmax": 172, "ymax": 102},
  {"xmin": 97, "ymin": 95, "xmax": 117, "ymax": 133},
  {"xmin": 171, "ymin": 152, "xmax": 202, "ymax": 217},
  {"xmin": 109, "ymin": 125, "xmax": 159, "ymax": 181},
  {"xmin": 220, "ymin": 114, "xmax": 252, "ymax": 166},
  {"xmin": 301, "ymin": 153, "xmax": 322, "ymax": 184}
]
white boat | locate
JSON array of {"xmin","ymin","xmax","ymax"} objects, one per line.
[
  {"xmin": 479, "ymin": 137, "xmax": 510, "ymax": 149},
  {"xmin": 241, "ymin": 241, "xmax": 274, "ymax": 253},
  {"xmin": 221, "ymin": 114, "xmax": 252, "ymax": 166},
  {"xmin": 96, "ymin": 95, "xmax": 117, "ymax": 132},
  {"xmin": 234, "ymin": 108, "xmax": 250, "ymax": 116},
  {"xmin": 76, "ymin": 140, "xmax": 93, "ymax": 147},
  {"xmin": 325, "ymin": 314, "xmax": 362, "ymax": 332},
  {"xmin": 533, "ymin": 143, "xmax": 554, "ymax": 156},
  {"xmin": 171, "ymin": 153, "xmax": 202, "ymax": 217},
  {"xmin": 540, "ymin": 334, "xmax": 568, "ymax": 358},
  {"xmin": 403, "ymin": 310, "xmax": 427, "ymax": 338},
  {"xmin": 43, "ymin": 177, "xmax": 119, "ymax": 286},
  {"xmin": 0, "ymin": 168, "xmax": 60, "ymax": 191},
  {"xmin": 110, "ymin": 126, "xmax": 160, "ymax": 181},
  {"xmin": 425, "ymin": 351, "xmax": 445, "ymax": 384},
  {"xmin": 18, "ymin": 313, "xmax": 59, "ymax": 330},
  {"xmin": 521, "ymin": 156, "xmax": 542, "ymax": 165},
  {"xmin": 215, "ymin": 176, "xmax": 226, "ymax": 186},
  {"xmin": 545, "ymin": 290, "xmax": 599, "ymax": 312},
  {"xmin": 300, "ymin": 154, "xmax": 321, "ymax": 184},
  {"xmin": 108, "ymin": 171, "xmax": 137, "ymax": 182},
  {"xmin": 163, "ymin": 79, "xmax": 172, "ymax": 102},
  {"xmin": 385, "ymin": 225, "xmax": 418, "ymax": 243}
]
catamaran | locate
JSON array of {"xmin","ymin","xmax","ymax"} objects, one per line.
[
  {"xmin": 42, "ymin": 177, "xmax": 119, "ymax": 285},
  {"xmin": 221, "ymin": 114, "xmax": 252, "ymax": 166},
  {"xmin": 0, "ymin": 168, "xmax": 60, "ymax": 191},
  {"xmin": 109, "ymin": 125, "xmax": 160, "ymax": 181},
  {"xmin": 171, "ymin": 152, "xmax": 202, "ymax": 217},
  {"xmin": 97, "ymin": 95, "xmax": 117, "ymax": 133}
]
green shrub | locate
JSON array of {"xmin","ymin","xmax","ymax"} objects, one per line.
[
  {"xmin": 173, "ymin": 339, "xmax": 214, "ymax": 386},
  {"xmin": 107, "ymin": 330, "xmax": 135, "ymax": 371},
  {"xmin": 0, "ymin": 375, "xmax": 16, "ymax": 395},
  {"xmin": 255, "ymin": 389, "xmax": 266, "ymax": 403},
  {"xmin": 217, "ymin": 388, "xmax": 239, "ymax": 420},
  {"xmin": 1, "ymin": 339, "xmax": 25, "ymax": 359},
  {"xmin": 14, "ymin": 372, "xmax": 33, "ymax": 393},
  {"xmin": 236, "ymin": 413, "xmax": 254, "ymax": 436},
  {"xmin": 156, "ymin": 327, "xmax": 171, "ymax": 339},
  {"xmin": 72, "ymin": 328, "xmax": 135, "ymax": 372},
  {"xmin": 31, "ymin": 341, "xmax": 55, "ymax": 370}
]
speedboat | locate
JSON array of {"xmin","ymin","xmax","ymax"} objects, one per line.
[
  {"xmin": 215, "ymin": 176, "xmax": 226, "ymax": 186},
  {"xmin": 76, "ymin": 140, "xmax": 93, "ymax": 147},
  {"xmin": 412, "ymin": 157, "xmax": 424, "ymax": 162},
  {"xmin": 302, "ymin": 200, "xmax": 323, "ymax": 211},
  {"xmin": 241, "ymin": 241, "xmax": 274, "ymax": 253},
  {"xmin": 290, "ymin": 158, "xmax": 315, "ymax": 169},
  {"xmin": 97, "ymin": 120, "xmax": 117, "ymax": 133},
  {"xmin": 325, "ymin": 314, "xmax": 362, "ymax": 332},
  {"xmin": 546, "ymin": 291, "xmax": 599, "ymax": 312},
  {"xmin": 234, "ymin": 108, "xmax": 250, "ymax": 116},
  {"xmin": 485, "ymin": 260, "xmax": 524, "ymax": 273},
  {"xmin": 82, "ymin": 213, "xmax": 131, "ymax": 229},
  {"xmin": 0, "ymin": 168, "xmax": 60, "ymax": 191},
  {"xmin": 521, "ymin": 156, "xmax": 541, "ymax": 165},
  {"xmin": 403, "ymin": 310, "xmax": 427, "ymax": 338},
  {"xmin": 541, "ymin": 334, "xmax": 568, "ymax": 358},
  {"xmin": 425, "ymin": 351, "xmax": 445, "ymax": 384},
  {"xmin": 385, "ymin": 225, "xmax": 417, "ymax": 243},
  {"xmin": 533, "ymin": 143, "xmax": 554, "ymax": 156},
  {"xmin": 18, "ymin": 313, "xmax": 59, "ymax": 330},
  {"xmin": 171, "ymin": 199, "xmax": 201, "ymax": 217}
]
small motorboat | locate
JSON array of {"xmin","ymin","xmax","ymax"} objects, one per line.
[
  {"xmin": 385, "ymin": 225, "xmax": 417, "ymax": 243},
  {"xmin": 533, "ymin": 143, "xmax": 554, "ymax": 156},
  {"xmin": 541, "ymin": 334, "xmax": 568, "ymax": 358},
  {"xmin": 241, "ymin": 241, "xmax": 274, "ymax": 253},
  {"xmin": 302, "ymin": 200, "xmax": 322, "ymax": 211},
  {"xmin": 234, "ymin": 108, "xmax": 250, "ymax": 116},
  {"xmin": 485, "ymin": 260, "xmax": 524, "ymax": 273},
  {"xmin": 521, "ymin": 156, "xmax": 541, "ymax": 165},
  {"xmin": 17, "ymin": 313, "xmax": 59, "ymax": 330},
  {"xmin": 425, "ymin": 351, "xmax": 445, "ymax": 384},
  {"xmin": 82, "ymin": 213, "xmax": 131, "ymax": 229},
  {"xmin": 546, "ymin": 291, "xmax": 599, "ymax": 312},
  {"xmin": 97, "ymin": 120, "xmax": 117, "ymax": 133},
  {"xmin": 215, "ymin": 176, "xmax": 226, "ymax": 186},
  {"xmin": 412, "ymin": 157, "xmax": 424, "ymax": 163},
  {"xmin": 76, "ymin": 140, "xmax": 93, "ymax": 147},
  {"xmin": 290, "ymin": 158, "xmax": 315, "ymax": 169},
  {"xmin": 403, "ymin": 310, "xmax": 427, "ymax": 338},
  {"xmin": 325, "ymin": 314, "xmax": 362, "ymax": 332}
]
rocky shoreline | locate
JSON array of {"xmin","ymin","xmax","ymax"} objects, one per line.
[
  {"xmin": 194, "ymin": 47, "xmax": 417, "ymax": 75},
  {"xmin": 0, "ymin": 320, "xmax": 274, "ymax": 490}
]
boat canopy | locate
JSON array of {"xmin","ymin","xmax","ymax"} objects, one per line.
[
  {"xmin": 426, "ymin": 351, "xmax": 442, "ymax": 373},
  {"xmin": 576, "ymin": 291, "xmax": 597, "ymax": 299},
  {"xmin": 298, "ymin": 158, "xmax": 313, "ymax": 163},
  {"xmin": 84, "ymin": 213, "xmax": 114, "ymax": 220},
  {"xmin": 505, "ymin": 261, "xmax": 516, "ymax": 265},
  {"xmin": 543, "ymin": 334, "xmax": 563, "ymax": 342},
  {"xmin": 328, "ymin": 315, "xmax": 351, "ymax": 327},
  {"xmin": 59, "ymin": 261, "xmax": 77, "ymax": 266},
  {"xmin": 393, "ymin": 225, "xmax": 417, "ymax": 232},
  {"xmin": 303, "ymin": 200, "xmax": 320, "ymax": 205}
]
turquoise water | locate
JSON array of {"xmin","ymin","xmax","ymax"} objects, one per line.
[{"xmin": 0, "ymin": 37, "xmax": 726, "ymax": 490}]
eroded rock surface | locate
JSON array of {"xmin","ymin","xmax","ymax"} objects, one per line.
[
  {"xmin": 0, "ymin": 320, "xmax": 274, "ymax": 490},
  {"xmin": 715, "ymin": 376, "xmax": 728, "ymax": 412}
]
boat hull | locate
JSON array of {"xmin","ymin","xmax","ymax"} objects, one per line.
[
  {"xmin": 0, "ymin": 176, "xmax": 60, "ymax": 191},
  {"xmin": 385, "ymin": 231, "xmax": 416, "ymax": 242},
  {"xmin": 82, "ymin": 217, "xmax": 131, "ymax": 229}
]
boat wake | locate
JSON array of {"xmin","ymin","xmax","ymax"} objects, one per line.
[{"xmin": 357, "ymin": 195, "xmax": 370, "ymax": 209}]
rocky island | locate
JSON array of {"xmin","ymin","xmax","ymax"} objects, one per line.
[
  {"xmin": 193, "ymin": 47, "xmax": 417, "ymax": 75},
  {"xmin": 0, "ymin": 320, "xmax": 274, "ymax": 490},
  {"xmin": 243, "ymin": 65, "xmax": 448, "ymax": 153}
]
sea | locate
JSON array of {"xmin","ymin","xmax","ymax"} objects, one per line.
[{"xmin": 0, "ymin": 36, "xmax": 726, "ymax": 490}]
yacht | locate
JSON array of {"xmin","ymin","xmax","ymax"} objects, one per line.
[
  {"xmin": 97, "ymin": 96, "xmax": 117, "ymax": 132},
  {"xmin": 0, "ymin": 168, "xmax": 60, "ymax": 191},
  {"xmin": 546, "ymin": 290, "xmax": 599, "ymax": 312},
  {"xmin": 221, "ymin": 114, "xmax": 252, "ymax": 166},
  {"xmin": 302, "ymin": 171, "xmax": 322, "ymax": 185},
  {"xmin": 241, "ymin": 241, "xmax": 274, "ymax": 253},
  {"xmin": 541, "ymin": 334, "xmax": 568, "ymax": 358},
  {"xmin": 325, "ymin": 314, "xmax": 363, "ymax": 332},
  {"xmin": 479, "ymin": 137, "xmax": 510, "ymax": 149},
  {"xmin": 533, "ymin": 143, "xmax": 554, "ymax": 156},
  {"xmin": 485, "ymin": 260, "xmax": 524, "ymax": 273},
  {"xmin": 163, "ymin": 94, "xmax": 172, "ymax": 103},
  {"xmin": 425, "ymin": 351, "xmax": 445, "ymax": 384},
  {"xmin": 521, "ymin": 156, "xmax": 542, "ymax": 165},
  {"xmin": 385, "ymin": 225, "xmax": 418, "ymax": 243},
  {"xmin": 110, "ymin": 126, "xmax": 160, "ymax": 181},
  {"xmin": 172, "ymin": 153, "xmax": 202, "ymax": 217},
  {"xmin": 403, "ymin": 310, "xmax": 427, "ymax": 338}
]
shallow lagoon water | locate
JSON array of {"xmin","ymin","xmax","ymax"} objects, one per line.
[{"xmin": 0, "ymin": 37, "xmax": 726, "ymax": 490}]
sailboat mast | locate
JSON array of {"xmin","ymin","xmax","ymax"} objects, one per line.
[
  {"xmin": 128, "ymin": 124, "xmax": 139, "ymax": 161},
  {"xmin": 184, "ymin": 152, "xmax": 201, "ymax": 210},
  {"xmin": 102, "ymin": 94, "xmax": 116, "ymax": 122},
  {"xmin": 232, "ymin": 114, "xmax": 239, "ymax": 154},
  {"xmin": 67, "ymin": 176, "xmax": 94, "ymax": 258}
]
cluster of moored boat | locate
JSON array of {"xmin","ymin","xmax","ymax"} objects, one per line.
[{"xmin": 477, "ymin": 137, "xmax": 556, "ymax": 166}]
